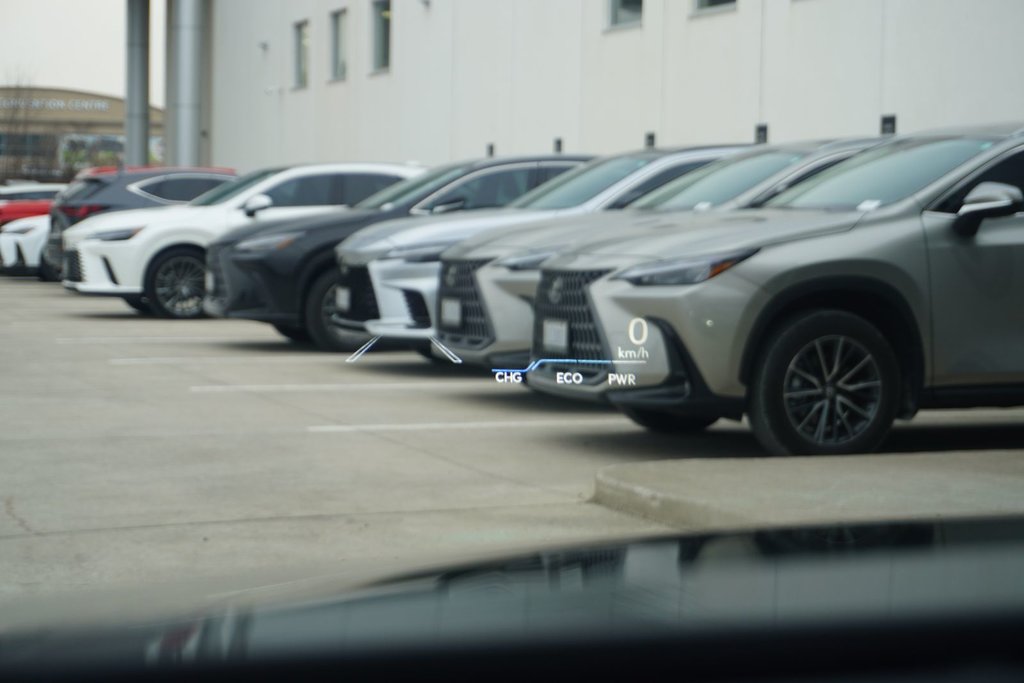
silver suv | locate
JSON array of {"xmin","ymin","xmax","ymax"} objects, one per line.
[
  {"xmin": 438, "ymin": 140, "xmax": 878, "ymax": 369},
  {"xmin": 527, "ymin": 125, "xmax": 1024, "ymax": 455}
]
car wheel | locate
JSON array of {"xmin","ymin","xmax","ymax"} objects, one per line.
[
  {"xmin": 748, "ymin": 310, "xmax": 900, "ymax": 456},
  {"xmin": 144, "ymin": 247, "xmax": 207, "ymax": 319},
  {"xmin": 123, "ymin": 296, "xmax": 152, "ymax": 315},
  {"xmin": 304, "ymin": 270, "xmax": 368, "ymax": 352},
  {"xmin": 621, "ymin": 408, "xmax": 717, "ymax": 434},
  {"xmin": 273, "ymin": 323, "xmax": 311, "ymax": 343}
]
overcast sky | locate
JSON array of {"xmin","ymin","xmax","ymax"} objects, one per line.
[{"xmin": 1, "ymin": 0, "xmax": 166, "ymax": 106}]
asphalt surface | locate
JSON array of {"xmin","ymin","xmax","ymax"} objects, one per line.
[{"xmin": 2, "ymin": 276, "xmax": 1023, "ymax": 629}]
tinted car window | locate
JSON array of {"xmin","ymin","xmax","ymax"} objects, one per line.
[
  {"xmin": 190, "ymin": 168, "xmax": 283, "ymax": 206},
  {"xmin": 512, "ymin": 156, "xmax": 656, "ymax": 210},
  {"xmin": 769, "ymin": 138, "xmax": 996, "ymax": 211},
  {"xmin": 342, "ymin": 174, "xmax": 403, "ymax": 205},
  {"xmin": 934, "ymin": 148, "xmax": 1024, "ymax": 214},
  {"xmin": 139, "ymin": 177, "xmax": 229, "ymax": 202},
  {"xmin": 608, "ymin": 161, "xmax": 709, "ymax": 209},
  {"xmin": 265, "ymin": 174, "xmax": 336, "ymax": 207},
  {"xmin": 636, "ymin": 151, "xmax": 805, "ymax": 211},
  {"xmin": 538, "ymin": 163, "xmax": 578, "ymax": 183},
  {"xmin": 356, "ymin": 162, "xmax": 473, "ymax": 210},
  {"xmin": 0, "ymin": 189, "xmax": 59, "ymax": 200},
  {"xmin": 427, "ymin": 167, "xmax": 534, "ymax": 210}
]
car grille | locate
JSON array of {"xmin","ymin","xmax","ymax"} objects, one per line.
[
  {"xmin": 532, "ymin": 269, "xmax": 611, "ymax": 380},
  {"xmin": 402, "ymin": 291, "xmax": 431, "ymax": 328},
  {"xmin": 338, "ymin": 265, "xmax": 379, "ymax": 321},
  {"xmin": 436, "ymin": 259, "xmax": 493, "ymax": 348},
  {"xmin": 64, "ymin": 249, "xmax": 84, "ymax": 283}
]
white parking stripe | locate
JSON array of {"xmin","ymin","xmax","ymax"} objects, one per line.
[
  {"xmin": 58, "ymin": 336, "xmax": 251, "ymax": 344},
  {"xmin": 191, "ymin": 381, "xmax": 485, "ymax": 393},
  {"xmin": 308, "ymin": 418, "xmax": 614, "ymax": 433},
  {"xmin": 110, "ymin": 355, "xmax": 333, "ymax": 365}
]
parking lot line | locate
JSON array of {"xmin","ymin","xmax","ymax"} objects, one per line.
[
  {"xmin": 57, "ymin": 336, "xmax": 252, "ymax": 345},
  {"xmin": 109, "ymin": 355, "xmax": 333, "ymax": 365},
  {"xmin": 308, "ymin": 418, "xmax": 615, "ymax": 433},
  {"xmin": 191, "ymin": 381, "xmax": 485, "ymax": 393}
]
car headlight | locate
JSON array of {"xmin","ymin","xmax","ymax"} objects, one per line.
[
  {"xmin": 494, "ymin": 251, "xmax": 557, "ymax": 271},
  {"xmin": 235, "ymin": 232, "xmax": 304, "ymax": 252},
  {"xmin": 1, "ymin": 223, "xmax": 38, "ymax": 235},
  {"xmin": 384, "ymin": 243, "xmax": 451, "ymax": 263},
  {"xmin": 94, "ymin": 227, "xmax": 145, "ymax": 241},
  {"xmin": 613, "ymin": 249, "xmax": 757, "ymax": 286}
]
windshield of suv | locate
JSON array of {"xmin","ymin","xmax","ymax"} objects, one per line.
[
  {"xmin": 356, "ymin": 162, "xmax": 471, "ymax": 210},
  {"xmin": 189, "ymin": 168, "xmax": 283, "ymax": 206},
  {"xmin": 510, "ymin": 155, "xmax": 656, "ymax": 210},
  {"xmin": 632, "ymin": 150, "xmax": 806, "ymax": 211},
  {"xmin": 767, "ymin": 137, "xmax": 996, "ymax": 210}
]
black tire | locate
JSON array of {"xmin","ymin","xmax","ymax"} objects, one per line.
[
  {"xmin": 273, "ymin": 323, "xmax": 311, "ymax": 343},
  {"xmin": 123, "ymin": 296, "xmax": 153, "ymax": 315},
  {"xmin": 144, "ymin": 247, "xmax": 207, "ymax": 319},
  {"xmin": 38, "ymin": 257, "xmax": 60, "ymax": 282},
  {"xmin": 304, "ymin": 270, "xmax": 368, "ymax": 352},
  {"xmin": 748, "ymin": 309, "xmax": 900, "ymax": 456},
  {"xmin": 621, "ymin": 408, "xmax": 718, "ymax": 434}
]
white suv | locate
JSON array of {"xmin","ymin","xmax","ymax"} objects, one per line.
[{"xmin": 61, "ymin": 163, "xmax": 422, "ymax": 317}]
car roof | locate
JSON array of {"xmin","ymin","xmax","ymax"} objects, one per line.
[
  {"xmin": 75, "ymin": 166, "xmax": 236, "ymax": 180},
  {"xmin": 453, "ymin": 154, "xmax": 594, "ymax": 170},
  {"xmin": 899, "ymin": 122, "xmax": 1024, "ymax": 139}
]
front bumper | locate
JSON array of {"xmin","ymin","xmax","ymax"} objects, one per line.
[
  {"xmin": 61, "ymin": 239, "xmax": 145, "ymax": 296},
  {"xmin": 0, "ymin": 232, "xmax": 41, "ymax": 274},
  {"xmin": 437, "ymin": 259, "xmax": 540, "ymax": 369},
  {"xmin": 526, "ymin": 267, "xmax": 757, "ymax": 418},
  {"xmin": 204, "ymin": 243, "xmax": 298, "ymax": 325},
  {"xmin": 333, "ymin": 259, "xmax": 439, "ymax": 341}
]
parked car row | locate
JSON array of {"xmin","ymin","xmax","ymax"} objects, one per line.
[{"xmin": 6, "ymin": 124, "xmax": 1023, "ymax": 456}]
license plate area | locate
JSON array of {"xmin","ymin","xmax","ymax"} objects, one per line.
[
  {"xmin": 334, "ymin": 286, "xmax": 351, "ymax": 312},
  {"xmin": 542, "ymin": 319, "xmax": 569, "ymax": 354},
  {"xmin": 440, "ymin": 298, "xmax": 462, "ymax": 327}
]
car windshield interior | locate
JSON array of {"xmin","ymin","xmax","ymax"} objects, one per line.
[
  {"xmin": 189, "ymin": 168, "xmax": 282, "ymax": 206},
  {"xmin": 356, "ymin": 163, "xmax": 471, "ymax": 210},
  {"xmin": 633, "ymin": 151, "xmax": 806, "ymax": 211},
  {"xmin": 767, "ymin": 138, "xmax": 997, "ymax": 210},
  {"xmin": 510, "ymin": 156, "xmax": 655, "ymax": 210}
]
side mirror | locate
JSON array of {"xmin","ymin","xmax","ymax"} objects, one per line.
[
  {"xmin": 243, "ymin": 193, "xmax": 273, "ymax": 217},
  {"xmin": 430, "ymin": 197, "xmax": 466, "ymax": 215},
  {"xmin": 953, "ymin": 181, "xmax": 1023, "ymax": 237}
]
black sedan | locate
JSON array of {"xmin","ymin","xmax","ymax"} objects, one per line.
[{"xmin": 204, "ymin": 155, "xmax": 588, "ymax": 349}]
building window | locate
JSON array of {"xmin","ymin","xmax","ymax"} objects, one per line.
[
  {"xmin": 609, "ymin": 0, "xmax": 642, "ymax": 27},
  {"xmin": 372, "ymin": 0, "xmax": 391, "ymax": 71},
  {"xmin": 294, "ymin": 21, "xmax": 309, "ymax": 88},
  {"xmin": 330, "ymin": 9, "xmax": 347, "ymax": 80},
  {"xmin": 694, "ymin": 0, "xmax": 735, "ymax": 10}
]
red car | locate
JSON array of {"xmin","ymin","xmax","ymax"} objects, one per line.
[{"xmin": 0, "ymin": 183, "xmax": 66, "ymax": 227}]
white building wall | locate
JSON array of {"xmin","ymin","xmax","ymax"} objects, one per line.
[{"xmin": 206, "ymin": 0, "xmax": 1024, "ymax": 172}]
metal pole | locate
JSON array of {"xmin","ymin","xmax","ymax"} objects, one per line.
[
  {"xmin": 125, "ymin": 0, "xmax": 150, "ymax": 166},
  {"xmin": 171, "ymin": 0, "xmax": 202, "ymax": 166}
]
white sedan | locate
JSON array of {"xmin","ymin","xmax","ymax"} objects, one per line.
[{"xmin": 62, "ymin": 163, "xmax": 422, "ymax": 318}]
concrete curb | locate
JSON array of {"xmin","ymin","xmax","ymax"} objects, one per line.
[{"xmin": 593, "ymin": 450, "xmax": 1024, "ymax": 530}]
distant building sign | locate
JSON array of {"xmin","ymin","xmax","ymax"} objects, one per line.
[{"xmin": 0, "ymin": 97, "xmax": 111, "ymax": 113}]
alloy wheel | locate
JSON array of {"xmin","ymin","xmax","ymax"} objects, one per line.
[
  {"xmin": 153, "ymin": 255, "xmax": 206, "ymax": 318},
  {"xmin": 782, "ymin": 334, "xmax": 882, "ymax": 446}
]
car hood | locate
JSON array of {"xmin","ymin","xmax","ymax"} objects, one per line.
[
  {"xmin": 2, "ymin": 516, "xmax": 1024, "ymax": 671},
  {"xmin": 215, "ymin": 208, "xmax": 384, "ymax": 247},
  {"xmin": 336, "ymin": 209, "xmax": 554, "ymax": 260},
  {"xmin": 63, "ymin": 205, "xmax": 222, "ymax": 240},
  {"xmin": 446, "ymin": 210, "xmax": 670, "ymax": 260},
  {"xmin": 551, "ymin": 208, "xmax": 865, "ymax": 264}
]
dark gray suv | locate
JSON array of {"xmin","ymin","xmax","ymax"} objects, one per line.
[{"xmin": 528, "ymin": 124, "xmax": 1024, "ymax": 455}]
